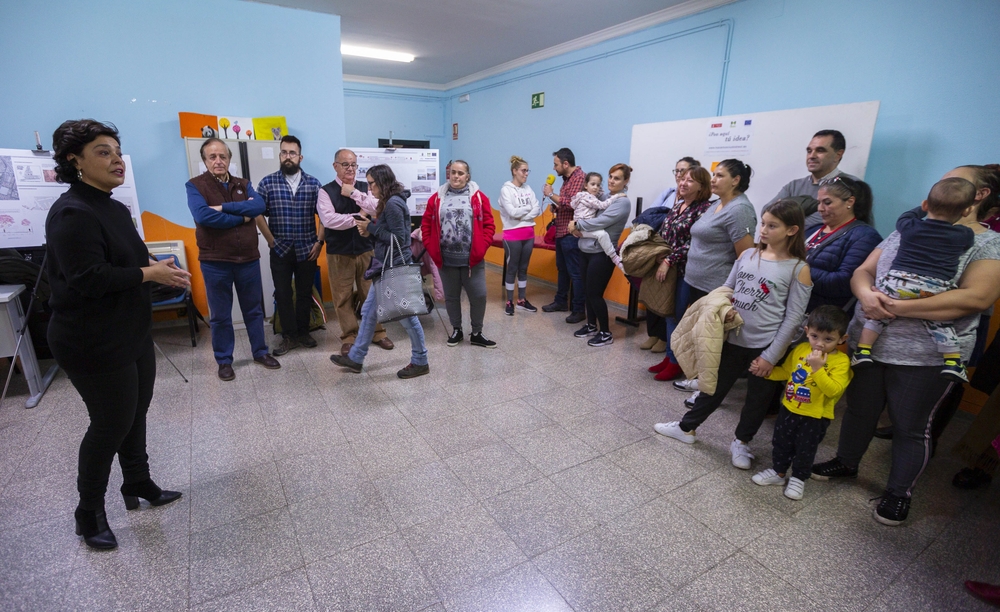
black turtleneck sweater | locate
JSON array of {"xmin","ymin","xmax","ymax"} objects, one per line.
[{"xmin": 45, "ymin": 181, "xmax": 152, "ymax": 374}]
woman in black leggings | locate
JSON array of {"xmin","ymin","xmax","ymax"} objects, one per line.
[
  {"xmin": 568, "ymin": 163, "xmax": 632, "ymax": 347},
  {"xmin": 46, "ymin": 120, "xmax": 191, "ymax": 549}
]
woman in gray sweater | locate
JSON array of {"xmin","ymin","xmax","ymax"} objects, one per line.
[
  {"xmin": 330, "ymin": 164, "xmax": 429, "ymax": 379},
  {"xmin": 568, "ymin": 163, "xmax": 632, "ymax": 347}
]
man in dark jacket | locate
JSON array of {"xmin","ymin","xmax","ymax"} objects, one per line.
[{"xmin": 186, "ymin": 138, "xmax": 280, "ymax": 381}]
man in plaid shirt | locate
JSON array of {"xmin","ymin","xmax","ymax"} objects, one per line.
[
  {"xmin": 542, "ymin": 147, "xmax": 587, "ymax": 323},
  {"xmin": 256, "ymin": 135, "xmax": 324, "ymax": 356}
]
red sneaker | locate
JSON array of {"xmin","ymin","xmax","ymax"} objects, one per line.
[
  {"xmin": 648, "ymin": 356, "xmax": 672, "ymax": 373},
  {"xmin": 966, "ymin": 580, "xmax": 1000, "ymax": 605},
  {"xmin": 654, "ymin": 361, "xmax": 683, "ymax": 381}
]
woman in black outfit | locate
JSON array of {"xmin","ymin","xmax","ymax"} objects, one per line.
[{"xmin": 46, "ymin": 120, "xmax": 191, "ymax": 550}]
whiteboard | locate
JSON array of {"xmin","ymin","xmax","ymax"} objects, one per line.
[
  {"xmin": 353, "ymin": 148, "xmax": 441, "ymax": 216},
  {"xmin": 628, "ymin": 101, "xmax": 880, "ymax": 222},
  {"xmin": 0, "ymin": 148, "xmax": 144, "ymax": 248}
]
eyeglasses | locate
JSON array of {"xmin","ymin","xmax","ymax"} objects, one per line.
[
  {"xmin": 518, "ymin": 168, "xmax": 530, "ymax": 174},
  {"xmin": 821, "ymin": 175, "xmax": 855, "ymax": 195},
  {"xmin": 336, "ymin": 162, "xmax": 359, "ymax": 169},
  {"xmin": 279, "ymin": 151, "xmax": 300, "ymax": 158},
  {"xmin": 672, "ymin": 169, "xmax": 688, "ymax": 176}
]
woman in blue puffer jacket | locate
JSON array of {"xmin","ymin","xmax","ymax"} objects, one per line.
[{"xmin": 804, "ymin": 176, "xmax": 882, "ymax": 312}]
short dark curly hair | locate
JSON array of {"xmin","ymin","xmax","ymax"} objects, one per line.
[{"xmin": 52, "ymin": 119, "xmax": 120, "ymax": 184}]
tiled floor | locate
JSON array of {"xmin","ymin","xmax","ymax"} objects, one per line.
[{"xmin": 0, "ymin": 266, "xmax": 997, "ymax": 611}]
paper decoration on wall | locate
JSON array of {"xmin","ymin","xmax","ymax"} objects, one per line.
[
  {"xmin": 252, "ymin": 116, "xmax": 289, "ymax": 141},
  {"xmin": 178, "ymin": 112, "xmax": 220, "ymax": 138},
  {"xmin": 217, "ymin": 116, "xmax": 255, "ymax": 140},
  {"xmin": 178, "ymin": 113, "xmax": 288, "ymax": 140}
]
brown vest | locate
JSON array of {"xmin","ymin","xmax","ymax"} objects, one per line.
[{"xmin": 189, "ymin": 172, "xmax": 260, "ymax": 263}]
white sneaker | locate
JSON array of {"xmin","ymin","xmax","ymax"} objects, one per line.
[
  {"xmin": 752, "ymin": 468, "xmax": 786, "ymax": 486},
  {"xmin": 673, "ymin": 378, "xmax": 699, "ymax": 392},
  {"xmin": 653, "ymin": 421, "xmax": 696, "ymax": 444},
  {"xmin": 683, "ymin": 390, "xmax": 700, "ymax": 409},
  {"xmin": 730, "ymin": 439, "xmax": 754, "ymax": 470},
  {"xmin": 784, "ymin": 477, "xmax": 805, "ymax": 500}
]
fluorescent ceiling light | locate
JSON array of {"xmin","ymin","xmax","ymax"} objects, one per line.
[{"xmin": 341, "ymin": 44, "xmax": 414, "ymax": 63}]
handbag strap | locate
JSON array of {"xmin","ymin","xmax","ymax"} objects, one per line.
[{"xmin": 383, "ymin": 233, "xmax": 412, "ymax": 270}]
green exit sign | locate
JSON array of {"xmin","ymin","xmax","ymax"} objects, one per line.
[{"xmin": 531, "ymin": 92, "xmax": 545, "ymax": 109}]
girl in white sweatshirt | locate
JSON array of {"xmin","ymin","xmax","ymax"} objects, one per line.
[{"xmin": 497, "ymin": 155, "xmax": 542, "ymax": 314}]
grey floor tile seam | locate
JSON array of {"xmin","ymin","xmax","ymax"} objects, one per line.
[
  {"xmin": 392, "ymin": 519, "xmax": 456, "ymax": 609},
  {"xmin": 666, "ymin": 468, "xmax": 792, "ymax": 549},
  {"xmin": 855, "ymin": 524, "xmax": 957, "ymax": 612},
  {"xmin": 677, "ymin": 548, "xmax": 827, "ymax": 612},
  {"xmin": 193, "ymin": 566, "xmax": 311, "ymax": 611},
  {"xmin": 0, "ymin": 406, "xmax": 58, "ymax": 499},
  {"xmin": 187, "ymin": 459, "xmax": 290, "ymax": 537},
  {"xmin": 188, "ymin": 461, "xmax": 280, "ymax": 490}
]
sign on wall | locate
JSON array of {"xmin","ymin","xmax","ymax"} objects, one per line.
[
  {"xmin": 353, "ymin": 148, "xmax": 441, "ymax": 216},
  {"xmin": 0, "ymin": 148, "xmax": 144, "ymax": 248}
]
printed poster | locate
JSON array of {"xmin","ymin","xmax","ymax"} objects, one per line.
[
  {"xmin": 0, "ymin": 149, "xmax": 144, "ymax": 248},
  {"xmin": 705, "ymin": 118, "xmax": 755, "ymax": 156}
]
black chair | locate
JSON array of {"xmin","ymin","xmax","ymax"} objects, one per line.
[{"xmin": 150, "ymin": 253, "xmax": 204, "ymax": 347}]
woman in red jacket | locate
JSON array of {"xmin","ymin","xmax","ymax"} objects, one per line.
[{"xmin": 420, "ymin": 160, "xmax": 497, "ymax": 347}]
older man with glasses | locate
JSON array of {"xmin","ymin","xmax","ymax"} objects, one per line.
[{"xmin": 316, "ymin": 148, "xmax": 394, "ymax": 356}]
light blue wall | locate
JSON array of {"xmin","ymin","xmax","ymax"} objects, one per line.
[
  {"xmin": 345, "ymin": 0, "xmax": 1000, "ymax": 232},
  {"xmin": 344, "ymin": 83, "xmax": 451, "ymax": 164},
  {"xmin": 0, "ymin": 0, "xmax": 345, "ymax": 227}
]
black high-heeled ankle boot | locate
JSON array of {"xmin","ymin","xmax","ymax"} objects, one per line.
[
  {"xmin": 74, "ymin": 506, "xmax": 118, "ymax": 550},
  {"xmin": 120, "ymin": 479, "xmax": 182, "ymax": 510}
]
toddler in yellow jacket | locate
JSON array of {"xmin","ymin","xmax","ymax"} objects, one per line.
[{"xmin": 752, "ymin": 306, "xmax": 853, "ymax": 500}]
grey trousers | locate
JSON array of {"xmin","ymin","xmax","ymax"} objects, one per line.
[
  {"xmin": 503, "ymin": 238, "xmax": 533, "ymax": 297},
  {"xmin": 836, "ymin": 361, "xmax": 953, "ymax": 497},
  {"xmin": 440, "ymin": 260, "xmax": 487, "ymax": 334}
]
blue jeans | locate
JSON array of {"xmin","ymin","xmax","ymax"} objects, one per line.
[
  {"xmin": 348, "ymin": 284, "xmax": 428, "ymax": 366},
  {"xmin": 665, "ymin": 277, "xmax": 696, "ymax": 363},
  {"xmin": 554, "ymin": 234, "xmax": 585, "ymax": 312},
  {"xmin": 200, "ymin": 259, "xmax": 269, "ymax": 364}
]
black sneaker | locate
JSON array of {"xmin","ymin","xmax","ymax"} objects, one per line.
[
  {"xmin": 517, "ymin": 299, "xmax": 537, "ymax": 313},
  {"xmin": 850, "ymin": 348, "xmax": 874, "ymax": 368},
  {"xmin": 447, "ymin": 329, "xmax": 464, "ymax": 347},
  {"xmin": 272, "ymin": 336, "xmax": 299, "ymax": 356},
  {"xmin": 873, "ymin": 490, "xmax": 911, "ymax": 526},
  {"xmin": 397, "ymin": 362, "xmax": 430, "ymax": 379},
  {"xmin": 505, "ymin": 301, "xmax": 515, "ymax": 316},
  {"xmin": 298, "ymin": 333, "xmax": 318, "ymax": 348},
  {"xmin": 810, "ymin": 457, "xmax": 859, "ymax": 480},
  {"xmin": 587, "ymin": 331, "xmax": 613, "ymax": 347},
  {"xmin": 542, "ymin": 301, "xmax": 569, "ymax": 312},
  {"xmin": 941, "ymin": 359, "xmax": 968, "ymax": 382},
  {"xmin": 574, "ymin": 324, "xmax": 598, "ymax": 338},
  {"xmin": 470, "ymin": 332, "xmax": 497, "ymax": 348},
  {"xmin": 329, "ymin": 354, "xmax": 363, "ymax": 373},
  {"xmin": 566, "ymin": 311, "xmax": 586, "ymax": 324}
]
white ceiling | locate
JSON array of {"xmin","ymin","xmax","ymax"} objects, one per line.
[{"xmin": 249, "ymin": 0, "xmax": 736, "ymax": 89}]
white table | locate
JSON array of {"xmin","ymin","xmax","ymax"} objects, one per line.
[{"xmin": 0, "ymin": 284, "xmax": 58, "ymax": 408}]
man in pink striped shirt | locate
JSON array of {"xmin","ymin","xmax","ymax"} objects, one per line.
[{"xmin": 317, "ymin": 149, "xmax": 394, "ymax": 357}]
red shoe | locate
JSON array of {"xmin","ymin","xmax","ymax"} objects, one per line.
[
  {"xmin": 654, "ymin": 361, "xmax": 683, "ymax": 381},
  {"xmin": 966, "ymin": 580, "xmax": 1000, "ymax": 605},
  {"xmin": 648, "ymin": 356, "xmax": 672, "ymax": 373}
]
